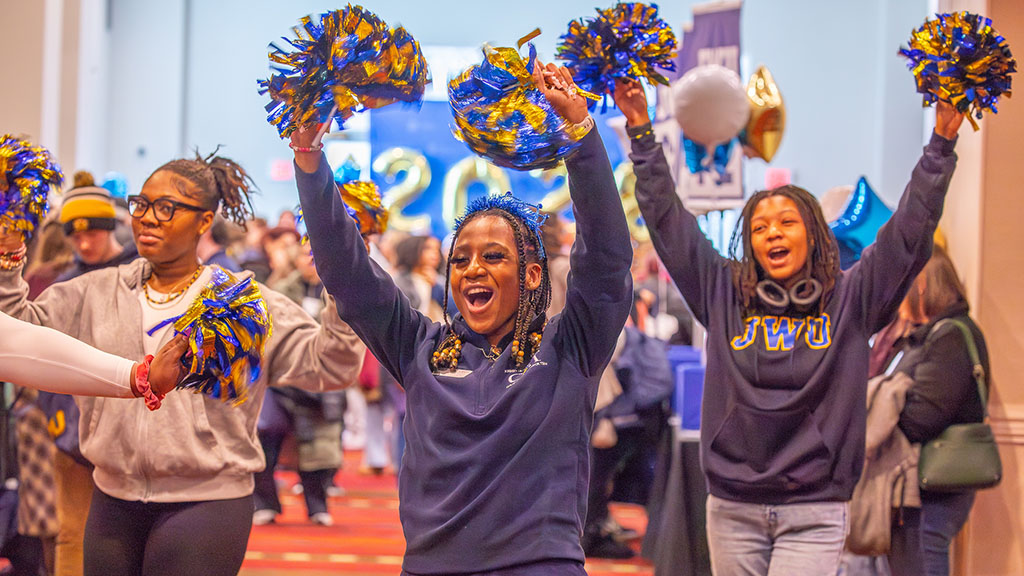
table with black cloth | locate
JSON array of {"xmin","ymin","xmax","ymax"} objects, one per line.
[{"xmin": 642, "ymin": 418, "xmax": 711, "ymax": 576}]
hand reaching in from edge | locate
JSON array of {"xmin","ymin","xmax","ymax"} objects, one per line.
[{"xmin": 147, "ymin": 335, "xmax": 189, "ymax": 397}]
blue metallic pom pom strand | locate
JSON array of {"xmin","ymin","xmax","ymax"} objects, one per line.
[
  {"xmin": 258, "ymin": 5, "xmax": 430, "ymax": 137},
  {"xmin": 899, "ymin": 11, "xmax": 1016, "ymax": 129},
  {"xmin": 152, "ymin": 266, "xmax": 273, "ymax": 406},
  {"xmin": 0, "ymin": 135, "xmax": 63, "ymax": 240},
  {"xmin": 449, "ymin": 42, "xmax": 591, "ymax": 171},
  {"xmin": 557, "ymin": 3, "xmax": 677, "ymax": 112},
  {"xmin": 455, "ymin": 191, "xmax": 549, "ymax": 259}
]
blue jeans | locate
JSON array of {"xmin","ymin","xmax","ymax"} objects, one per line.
[
  {"xmin": 920, "ymin": 490, "xmax": 975, "ymax": 576},
  {"xmin": 707, "ymin": 494, "xmax": 849, "ymax": 576}
]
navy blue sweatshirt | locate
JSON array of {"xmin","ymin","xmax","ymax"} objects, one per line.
[
  {"xmin": 629, "ymin": 126, "xmax": 957, "ymax": 504},
  {"xmin": 295, "ymin": 129, "xmax": 632, "ymax": 575}
]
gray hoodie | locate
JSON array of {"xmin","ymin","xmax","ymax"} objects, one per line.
[{"xmin": 0, "ymin": 258, "xmax": 365, "ymax": 502}]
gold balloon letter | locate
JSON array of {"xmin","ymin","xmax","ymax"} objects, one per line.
[
  {"xmin": 372, "ymin": 147, "xmax": 432, "ymax": 233},
  {"xmin": 535, "ymin": 165, "xmax": 571, "ymax": 216},
  {"xmin": 615, "ymin": 162, "xmax": 649, "ymax": 243},
  {"xmin": 741, "ymin": 65, "xmax": 785, "ymax": 162}
]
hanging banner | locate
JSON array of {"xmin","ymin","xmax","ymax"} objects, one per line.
[{"xmin": 654, "ymin": 0, "xmax": 744, "ymax": 213}]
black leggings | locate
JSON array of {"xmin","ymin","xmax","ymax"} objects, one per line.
[{"xmin": 83, "ymin": 488, "xmax": 253, "ymax": 576}]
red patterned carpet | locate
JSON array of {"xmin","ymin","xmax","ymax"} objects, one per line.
[{"xmin": 241, "ymin": 451, "xmax": 653, "ymax": 576}]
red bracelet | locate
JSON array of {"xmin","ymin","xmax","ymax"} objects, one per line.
[
  {"xmin": 0, "ymin": 246, "xmax": 27, "ymax": 271},
  {"xmin": 135, "ymin": 355, "xmax": 164, "ymax": 411},
  {"xmin": 289, "ymin": 142, "xmax": 324, "ymax": 153}
]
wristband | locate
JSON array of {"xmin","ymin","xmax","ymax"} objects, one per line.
[
  {"xmin": 574, "ymin": 115, "xmax": 595, "ymax": 135},
  {"xmin": 629, "ymin": 125, "xmax": 653, "ymax": 140},
  {"xmin": 289, "ymin": 142, "xmax": 324, "ymax": 153},
  {"xmin": 0, "ymin": 246, "xmax": 27, "ymax": 271},
  {"xmin": 135, "ymin": 355, "xmax": 164, "ymax": 411}
]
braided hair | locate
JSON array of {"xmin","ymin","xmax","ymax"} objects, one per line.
[
  {"xmin": 149, "ymin": 150, "xmax": 256, "ymax": 228},
  {"xmin": 437, "ymin": 208, "xmax": 552, "ymax": 369},
  {"xmin": 727, "ymin": 185, "xmax": 840, "ymax": 315}
]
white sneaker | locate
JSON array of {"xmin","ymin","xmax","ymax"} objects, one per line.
[
  {"xmin": 310, "ymin": 512, "xmax": 334, "ymax": 526},
  {"xmin": 252, "ymin": 509, "xmax": 277, "ymax": 526}
]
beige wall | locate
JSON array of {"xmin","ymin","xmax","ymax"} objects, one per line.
[
  {"xmin": 942, "ymin": 0, "xmax": 1024, "ymax": 573},
  {"xmin": 0, "ymin": 0, "xmax": 82, "ymax": 171},
  {"xmin": 58, "ymin": 0, "xmax": 81, "ymax": 173},
  {"xmin": 0, "ymin": 1, "xmax": 46, "ymax": 141}
]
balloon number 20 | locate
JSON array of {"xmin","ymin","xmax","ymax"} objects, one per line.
[{"xmin": 372, "ymin": 148, "xmax": 649, "ymax": 241}]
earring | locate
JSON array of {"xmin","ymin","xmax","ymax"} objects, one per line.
[
  {"xmin": 756, "ymin": 280, "xmax": 790, "ymax": 314},
  {"xmin": 789, "ymin": 278, "xmax": 823, "ymax": 312}
]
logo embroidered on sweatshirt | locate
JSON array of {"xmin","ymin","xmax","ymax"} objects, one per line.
[
  {"xmin": 435, "ymin": 368, "xmax": 474, "ymax": 379},
  {"xmin": 730, "ymin": 314, "xmax": 832, "ymax": 351},
  {"xmin": 506, "ymin": 358, "xmax": 549, "ymax": 388}
]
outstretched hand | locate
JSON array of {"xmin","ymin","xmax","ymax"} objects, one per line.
[
  {"xmin": 148, "ymin": 335, "xmax": 189, "ymax": 397},
  {"xmin": 612, "ymin": 79, "xmax": 650, "ymax": 128},
  {"xmin": 532, "ymin": 61, "xmax": 589, "ymax": 124},
  {"xmin": 935, "ymin": 99, "xmax": 965, "ymax": 141}
]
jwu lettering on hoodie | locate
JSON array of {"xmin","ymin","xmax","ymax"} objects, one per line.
[{"xmin": 730, "ymin": 314, "xmax": 832, "ymax": 351}]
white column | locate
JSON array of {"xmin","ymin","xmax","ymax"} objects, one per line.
[
  {"xmin": 74, "ymin": 0, "xmax": 110, "ymax": 174},
  {"xmin": 40, "ymin": 0, "xmax": 65, "ymax": 153}
]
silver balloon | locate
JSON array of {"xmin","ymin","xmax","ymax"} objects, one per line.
[{"xmin": 672, "ymin": 65, "xmax": 749, "ymax": 149}]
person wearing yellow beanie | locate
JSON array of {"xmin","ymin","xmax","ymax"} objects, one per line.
[{"xmin": 56, "ymin": 172, "xmax": 137, "ymax": 281}]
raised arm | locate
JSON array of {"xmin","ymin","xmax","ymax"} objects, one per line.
[
  {"xmin": 291, "ymin": 128, "xmax": 428, "ymax": 381},
  {"xmin": 615, "ymin": 80, "xmax": 727, "ymax": 326},
  {"xmin": 536, "ymin": 63, "xmax": 633, "ymax": 377},
  {"xmin": 854, "ymin": 101, "xmax": 962, "ymax": 334}
]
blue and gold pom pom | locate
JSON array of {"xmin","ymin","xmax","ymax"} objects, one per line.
[
  {"xmin": 0, "ymin": 135, "xmax": 63, "ymax": 240},
  {"xmin": 296, "ymin": 177, "xmax": 387, "ymax": 246},
  {"xmin": 557, "ymin": 3, "xmax": 677, "ymax": 112},
  {"xmin": 338, "ymin": 180, "xmax": 388, "ymax": 236},
  {"xmin": 449, "ymin": 35, "xmax": 595, "ymax": 171},
  {"xmin": 172, "ymin": 267, "xmax": 272, "ymax": 405},
  {"xmin": 899, "ymin": 11, "xmax": 1016, "ymax": 130},
  {"xmin": 258, "ymin": 4, "xmax": 430, "ymax": 137}
]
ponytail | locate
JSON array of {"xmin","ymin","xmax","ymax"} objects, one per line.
[{"xmin": 150, "ymin": 149, "xmax": 256, "ymax": 228}]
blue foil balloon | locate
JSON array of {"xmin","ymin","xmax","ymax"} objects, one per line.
[
  {"xmin": 102, "ymin": 172, "xmax": 129, "ymax": 199},
  {"xmin": 828, "ymin": 177, "xmax": 893, "ymax": 269}
]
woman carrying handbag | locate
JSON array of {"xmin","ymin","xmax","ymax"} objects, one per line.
[{"xmin": 885, "ymin": 246, "xmax": 995, "ymax": 575}]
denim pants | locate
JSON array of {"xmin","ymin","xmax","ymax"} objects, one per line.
[
  {"xmin": 919, "ymin": 490, "xmax": 975, "ymax": 576},
  {"xmin": 707, "ymin": 494, "xmax": 849, "ymax": 576}
]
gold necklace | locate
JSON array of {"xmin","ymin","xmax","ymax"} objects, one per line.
[{"xmin": 144, "ymin": 266, "xmax": 203, "ymax": 305}]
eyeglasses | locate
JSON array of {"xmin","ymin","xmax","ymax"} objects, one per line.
[{"xmin": 127, "ymin": 195, "xmax": 208, "ymax": 222}]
